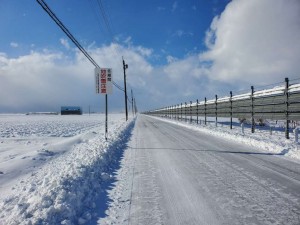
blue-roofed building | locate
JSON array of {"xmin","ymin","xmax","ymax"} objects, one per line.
[{"xmin": 61, "ymin": 106, "xmax": 82, "ymax": 115}]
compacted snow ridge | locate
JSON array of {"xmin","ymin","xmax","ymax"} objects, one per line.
[{"xmin": 0, "ymin": 114, "xmax": 135, "ymax": 225}]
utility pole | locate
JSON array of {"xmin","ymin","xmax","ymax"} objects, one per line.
[
  {"xmin": 123, "ymin": 57, "xmax": 128, "ymax": 121},
  {"xmin": 105, "ymin": 94, "xmax": 108, "ymax": 140},
  {"xmin": 131, "ymin": 89, "xmax": 134, "ymax": 116},
  {"xmin": 134, "ymin": 98, "xmax": 137, "ymax": 114}
]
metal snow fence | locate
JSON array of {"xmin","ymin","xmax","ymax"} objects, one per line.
[{"xmin": 144, "ymin": 78, "xmax": 300, "ymax": 139}]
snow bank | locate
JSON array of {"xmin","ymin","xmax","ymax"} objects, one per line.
[
  {"xmin": 151, "ymin": 116, "xmax": 300, "ymax": 161},
  {"xmin": 0, "ymin": 114, "xmax": 135, "ymax": 225}
]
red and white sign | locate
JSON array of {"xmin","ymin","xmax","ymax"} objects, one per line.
[{"xmin": 95, "ymin": 68, "xmax": 113, "ymax": 94}]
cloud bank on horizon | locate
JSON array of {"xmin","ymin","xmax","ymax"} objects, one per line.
[{"xmin": 0, "ymin": 0, "xmax": 299, "ymax": 113}]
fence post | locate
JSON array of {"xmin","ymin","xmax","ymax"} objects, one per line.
[
  {"xmin": 205, "ymin": 97, "xmax": 207, "ymax": 125},
  {"xmin": 190, "ymin": 101, "xmax": 192, "ymax": 123},
  {"xmin": 181, "ymin": 103, "xmax": 182, "ymax": 121},
  {"xmin": 185, "ymin": 102, "xmax": 187, "ymax": 122},
  {"xmin": 173, "ymin": 105, "xmax": 175, "ymax": 119},
  {"xmin": 230, "ymin": 91, "xmax": 233, "ymax": 129},
  {"xmin": 241, "ymin": 121, "xmax": 245, "ymax": 135},
  {"xmin": 166, "ymin": 106, "xmax": 168, "ymax": 118},
  {"xmin": 172, "ymin": 105, "xmax": 174, "ymax": 119},
  {"xmin": 215, "ymin": 95, "xmax": 218, "ymax": 127},
  {"xmin": 285, "ymin": 77, "xmax": 290, "ymax": 139},
  {"xmin": 251, "ymin": 86, "xmax": 255, "ymax": 133},
  {"xmin": 197, "ymin": 99, "xmax": 199, "ymax": 124}
]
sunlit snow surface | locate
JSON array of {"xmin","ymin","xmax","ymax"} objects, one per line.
[
  {"xmin": 155, "ymin": 116, "xmax": 300, "ymax": 161},
  {"xmin": 0, "ymin": 113, "xmax": 133, "ymax": 225},
  {"xmin": 1, "ymin": 114, "xmax": 299, "ymax": 224}
]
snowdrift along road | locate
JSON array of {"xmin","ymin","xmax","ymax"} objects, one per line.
[{"xmin": 0, "ymin": 114, "xmax": 135, "ymax": 225}]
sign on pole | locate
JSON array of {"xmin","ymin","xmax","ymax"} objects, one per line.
[
  {"xmin": 95, "ymin": 67, "xmax": 113, "ymax": 141},
  {"xmin": 95, "ymin": 68, "xmax": 113, "ymax": 94}
]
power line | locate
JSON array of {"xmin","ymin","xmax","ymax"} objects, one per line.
[
  {"xmin": 95, "ymin": 0, "xmax": 114, "ymax": 39},
  {"xmin": 127, "ymin": 96, "xmax": 133, "ymax": 104},
  {"xmin": 88, "ymin": 0, "xmax": 105, "ymax": 35},
  {"xmin": 36, "ymin": 0, "xmax": 100, "ymax": 69},
  {"xmin": 88, "ymin": 0, "xmax": 127, "ymax": 93},
  {"xmin": 112, "ymin": 81, "xmax": 124, "ymax": 92},
  {"xmin": 37, "ymin": 0, "xmax": 124, "ymax": 92}
]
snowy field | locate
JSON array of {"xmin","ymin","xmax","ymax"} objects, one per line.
[{"xmin": 0, "ymin": 113, "xmax": 134, "ymax": 225}]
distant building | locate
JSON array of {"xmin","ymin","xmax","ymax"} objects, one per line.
[{"xmin": 61, "ymin": 106, "xmax": 82, "ymax": 115}]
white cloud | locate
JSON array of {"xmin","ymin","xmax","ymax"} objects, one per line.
[
  {"xmin": 164, "ymin": 55, "xmax": 207, "ymax": 81},
  {"xmin": 172, "ymin": 1, "xmax": 178, "ymax": 12},
  {"xmin": 10, "ymin": 42, "xmax": 18, "ymax": 48},
  {"xmin": 173, "ymin": 30, "xmax": 194, "ymax": 38},
  {"xmin": 144, "ymin": 0, "xmax": 300, "ymax": 106},
  {"xmin": 124, "ymin": 36, "xmax": 132, "ymax": 45},
  {"xmin": 1, "ymin": 0, "xmax": 300, "ymax": 112},
  {"xmin": 60, "ymin": 38, "xmax": 70, "ymax": 49},
  {"xmin": 175, "ymin": 30, "xmax": 184, "ymax": 37},
  {"xmin": 166, "ymin": 55, "xmax": 177, "ymax": 63},
  {"xmin": 133, "ymin": 46, "xmax": 153, "ymax": 57},
  {"xmin": 200, "ymin": 0, "xmax": 300, "ymax": 85},
  {"xmin": 0, "ymin": 44, "xmax": 154, "ymax": 112}
]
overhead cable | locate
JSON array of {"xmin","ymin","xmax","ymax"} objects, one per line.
[
  {"xmin": 37, "ymin": 0, "xmax": 124, "ymax": 92},
  {"xmin": 95, "ymin": 0, "xmax": 114, "ymax": 38},
  {"xmin": 36, "ymin": 0, "xmax": 100, "ymax": 69},
  {"xmin": 112, "ymin": 81, "xmax": 125, "ymax": 92}
]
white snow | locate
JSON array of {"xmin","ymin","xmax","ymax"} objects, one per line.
[
  {"xmin": 100, "ymin": 115, "xmax": 300, "ymax": 225},
  {"xmin": 1, "ymin": 113, "xmax": 299, "ymax": 224},
  {"xmin": 152, "ymin": 116, "xmax": 300, "ymax": 161},
  {"xmin": 0, "ymin": 113, "xmax": 135, "ymax": 225}
]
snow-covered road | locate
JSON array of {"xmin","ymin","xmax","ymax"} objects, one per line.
[{"xmin": 105, "ymin": 115, "xmax": 300, "ymax": 224}]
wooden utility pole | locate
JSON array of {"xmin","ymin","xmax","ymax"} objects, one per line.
[{"xmin": 123, "ymin": 57, "xmax": 128, "ymax": 121}]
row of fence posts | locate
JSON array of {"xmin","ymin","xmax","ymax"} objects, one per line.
[{"xmin": 161, "ymin": 78, "xmax": 295, "ymax": 140}]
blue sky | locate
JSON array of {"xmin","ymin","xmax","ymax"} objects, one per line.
[
  {"xmin": 0, "ymin": 0, "xmax": 227, "ymax": 60},
  {"xmin": 0, "ymin": 0, "xmax": 300, "ymax": 113}
]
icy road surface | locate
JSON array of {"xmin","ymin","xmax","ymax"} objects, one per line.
[{"xmin": 103, "ymin": 115, "xmax": 300, "ymax": 225}]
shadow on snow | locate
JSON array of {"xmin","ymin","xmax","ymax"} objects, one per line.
[
  {"xmin": 86, "ymin": 119, "xmax": 135, "ymax": 225},
  {"xmin": 129, "ymin": 147, "xmax": 290, "ymax": 156}
]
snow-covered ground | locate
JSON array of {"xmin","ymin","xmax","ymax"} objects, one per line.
[
  {"xmin": 0, "ymin": 113, "xmax": 134, "ymax": 225},
  {"xmin": 1, "ymin": 113, "xmax": 299, "ymax": 224},
  {"xmin": 154, "ymin": 116, "xmax": 300, "ymax": 161},
  {"xmin": 101, "ymin": 115, "xmax": 300, "ymax": 224}
]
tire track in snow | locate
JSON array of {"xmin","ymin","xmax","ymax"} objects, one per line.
[{"xmin": 156, "ymin": 117, "xmax": 300, "ymax": 224}]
